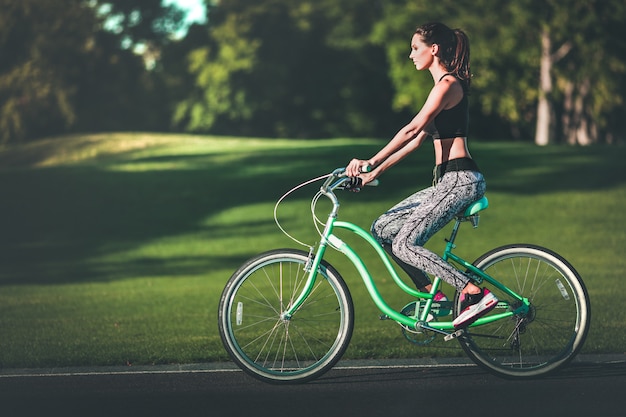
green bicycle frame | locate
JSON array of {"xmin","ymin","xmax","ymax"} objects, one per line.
[{"xmin": 283, "ymin": 176, "xmax": 529, "ymax": 334}]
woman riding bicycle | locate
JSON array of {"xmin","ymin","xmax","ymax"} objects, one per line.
[{"xmin": 346, "ymin": 22, "xmax": 496, "ymax": 328}]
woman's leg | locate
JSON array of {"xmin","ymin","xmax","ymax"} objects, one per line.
[
  {"xmin": 371, "ymin": 186, "xmax": 434, "ymax": 244},
  {"xmin": 391, "ymin": 171, "xmax": 486, "ymax": 291},
  {"xmin": 371, "ymin": 187, "xmax": 434, "ymax": 289}
]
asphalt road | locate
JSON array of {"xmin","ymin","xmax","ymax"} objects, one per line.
[{"xmin": 1, "ymin": 357, "xmax": 624, "ymax": 417}]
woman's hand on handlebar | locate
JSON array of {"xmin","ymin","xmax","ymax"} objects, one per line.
[
  {"xmin": 346, "ymin": 158, "xmax": 378, "ymax": 186},
  {"xmin": 346, "ymin": 159, "xmax": 370, "ymax": 177},
  {"xmin": 358, "ymin": 170, "xmax": 379, "ymax": 186}
]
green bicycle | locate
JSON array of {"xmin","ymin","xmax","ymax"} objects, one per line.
[{"xmin": 218, "ymin": 168, "xmax": 591, "ymax": 384}]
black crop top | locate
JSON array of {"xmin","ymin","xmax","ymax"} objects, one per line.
[{"xmin": 425, "ymin": 74, "xmax": 469, "ymax": 140}]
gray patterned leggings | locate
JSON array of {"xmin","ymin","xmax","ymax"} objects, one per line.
[{"xmin": 371, "ymin": 170, "xmax": 486, "ymax": 291}]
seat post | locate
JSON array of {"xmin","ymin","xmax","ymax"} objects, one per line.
[
  {"xmin": 469, "ymin": 215, "xmax": 480, "ymax": 228},
  {"xmin": 445, "ymin": 197, "xmax": 487, "ymax": 253},
  {"xmin": 445, "ymin": 219, "xmax": 463, "ymax": 252}
]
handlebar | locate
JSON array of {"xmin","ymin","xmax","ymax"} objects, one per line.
[
  {"xmin": 274, "ymin": 166, "xmax": 379, "ymax": 248},
  {"xmin": 322, "ymin": 167, "xmax": 379, "ymax": 193}
]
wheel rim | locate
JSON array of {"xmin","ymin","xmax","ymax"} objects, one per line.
[
  {"xmin": 458, "ymin": 246, "xmax": 589, "ymax": 377},
  {"xmin": 221, "ymin": 254, "xmax": 351, "ymax": 381}
]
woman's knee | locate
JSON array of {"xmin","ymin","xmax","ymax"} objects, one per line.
[
  {"xmin": 370, "ymin": 221, "xmax": 380, "ymax": 242},
  {"xmin": 370, "ymin": 219, "xmax": 377, "ymax": 236},
  {"xmin": 391, "ymin": 236, "xmax": 418, "ymax": 263},
  {"xmin": 371, "ymin": 218, "xmax": 389, "ymax": 243}
]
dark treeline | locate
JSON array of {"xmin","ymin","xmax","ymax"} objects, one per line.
[{"xmin": 1, "ymin": 0, "xmax": 625, "ymax": 145}]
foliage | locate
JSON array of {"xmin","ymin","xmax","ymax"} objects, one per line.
[
  {"xmin": 1, "ymin": 0, "xmax": 626, "ymax": 143},
  {"xmin": 0, "ymin": 0, "xmax": 184, "ymax": 143},
  {"xmin": 171, "ymin": 0, "xmax": 404, "ymax": 138},
  {"xmin": 172, "ymin": 11, "xmax": 259, "ymax": 132},
  {"xmin": 554, "ymin": 0, "xmax": 626, "ymax": 144},
  {"xmin": 93, "ymin": 0, "xmax": 186, "ymax": 47},
  {"xmin": 0, "ymin": 0, "xmax": 94, "ymax": 142},
  {"xmin": 372, "ymin": 0, "xmax": 626, "ymax": 143}
]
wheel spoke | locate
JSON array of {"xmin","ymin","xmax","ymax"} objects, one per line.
[
  {"xmin": 218, "ymin": 250, "xmax": 353, "ymax": 383},
  {"xmin": 456, "ymin": 245, "xmax": 590, "ymax": 377}
]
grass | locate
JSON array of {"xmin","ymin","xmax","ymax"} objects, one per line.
[{"xmin": 0, "ymin": 132, "xmax": 625, "ymax": 368}]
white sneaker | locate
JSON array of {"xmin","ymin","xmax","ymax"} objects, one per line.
[{"xmin": 452, "ymin": 288, "xmax": 498, "ymax": 328}]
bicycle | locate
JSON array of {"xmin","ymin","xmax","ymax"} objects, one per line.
[{"xmin": 218, "ymin": 167, "xmax": 591, "ymax": 384}]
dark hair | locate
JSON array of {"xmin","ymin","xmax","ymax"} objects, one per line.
[{"xmin": 415, "ymin": 22, "xmax": 471, "ymax": 90}]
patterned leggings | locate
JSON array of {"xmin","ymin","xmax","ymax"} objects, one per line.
[{"xmin": 371, "ymin": 170, "xmax": 486, "ymax": 291}]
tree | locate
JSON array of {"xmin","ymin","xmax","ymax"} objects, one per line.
[
  {"xmin": 3, "ymin": 0, "xmax": 624, "ymax": 144},
  {"xmin": 556, "ymin": 1, "xmax": 626, "ymax": 145},
  {"xmin": 373, "ymin": 0, "xmax": 626, "ymax": 144},
  {"xmin": 72, "ymin": 29, "xmax": 162, "ymax": 132},
  {"xmin": 372, "ymin": 0, "xmax": 545, "ymax": 140},
  {"xmin": 0, "ymin": 0, "xmax": 188, "ymax": 143},
  {"xmin": 535, "ymin": 24, "xmax": 572, "ymax": 145},
  {"xmin": 0, "ymin": 0, "xmax": 99, "ymax": 143},
  {"xmin": 171, "ymin": 4, "xmax": 258, "ymax": 133},
  {"xmin": 171, "ymin": 0, "xmax": 403, "ymax": 138}
]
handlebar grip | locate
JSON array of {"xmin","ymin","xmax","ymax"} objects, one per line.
[
  {"xmin": 344, "ymin": 176, "xmax": 379, "ymax": 190},
  {"xmin": 358, "ymin": 166, "xmax": 378, "ymax": 186},
  {"xmin": 345, "ymin": 177, "xmax": 362, "ymax": 190}
]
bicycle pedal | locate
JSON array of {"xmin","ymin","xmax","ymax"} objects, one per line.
[
  {"xmin": 444, "ymin": 329, "xmax": 465, "ymax": 341},
  {"xmin": 379, "ymin": 314, "xmax": 390, "ymax": 321}
]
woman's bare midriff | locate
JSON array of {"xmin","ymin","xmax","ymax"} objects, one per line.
[{"xmin": 434, "ymin": 137, "xmax": 471, "ymax": 165}]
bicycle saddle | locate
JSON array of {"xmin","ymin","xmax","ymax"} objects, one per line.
[{"xmin": 462, "ymin": 196, "xmax": 489, "ymax": 217}]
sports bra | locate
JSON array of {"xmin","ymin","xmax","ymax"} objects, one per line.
[{"xmin": 425, "ymin": 74, "xmax": 469, "ymax": 140}]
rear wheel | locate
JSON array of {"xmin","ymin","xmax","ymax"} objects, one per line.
[
  {"xmin": 454, "ymin": 244, "xmax": 590, "ymax": 378},
  {"xmin": 218, "ymin": 249, "xmax": 354, "ymax": 384}
]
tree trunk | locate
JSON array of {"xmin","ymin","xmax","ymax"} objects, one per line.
[
  {"xmin": 535, "ymin": 27, "xmax": 573, "ymax": 146},
  {"xmin": 564, "ymin": 78, "xmax": 594, "ymax": 145},
  {"xmin": 535, "ymin": 28, "xmax": 552, "ymax": 146}
]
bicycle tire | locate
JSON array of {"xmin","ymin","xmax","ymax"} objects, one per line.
[
  {"xmin": 454, "ymin": 244, "xmax": 590, "ymax": 378},
  {"xmin": 218, "ymin": 249, "xmax": 354, "ymax": 384}
]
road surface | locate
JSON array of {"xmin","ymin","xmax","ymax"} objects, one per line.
[{"xmin": 1, "ymin": 357, "xmax": 623, "ymax": 417}]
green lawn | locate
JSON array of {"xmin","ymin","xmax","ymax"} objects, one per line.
[{"xmin": 1, "ymin": 133, "xmax": 624, "ymax": 368}]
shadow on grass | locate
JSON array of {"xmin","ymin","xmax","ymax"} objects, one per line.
[
  {"xmin": 1, "ymin": 139, "xmax": 625, "ymax": 286},
  {"xmin": 476, "ymin": 143, "xmax": 626, "ymax": 194}
]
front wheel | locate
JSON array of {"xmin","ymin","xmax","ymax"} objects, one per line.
[
  {"xmin": 454, "ymin": 244, "xmax": 590, "ymax": 378},
  {"xmin": 218, "ymin": 249, "xmax": 354, "ymax": 384}
]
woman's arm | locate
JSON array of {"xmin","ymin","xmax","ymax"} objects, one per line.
[
  {"xmin": 350, "ymin": 131, "xmax": 428, "ymax": 185},
  {"xmin": 347, "ymin": 78, "xmax": 461, "ymax": 180},
  {"xmin": 370, "ymin": 130, "xmax": 429, "ymax": 174},
  {"xmin": 372, "ymin": 78, "xmax": 461, "ymax": 164}
]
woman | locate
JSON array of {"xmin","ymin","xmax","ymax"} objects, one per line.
[{"xmin": 346, "ymin": 22, "xmax": 497, "ymax": 328}]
